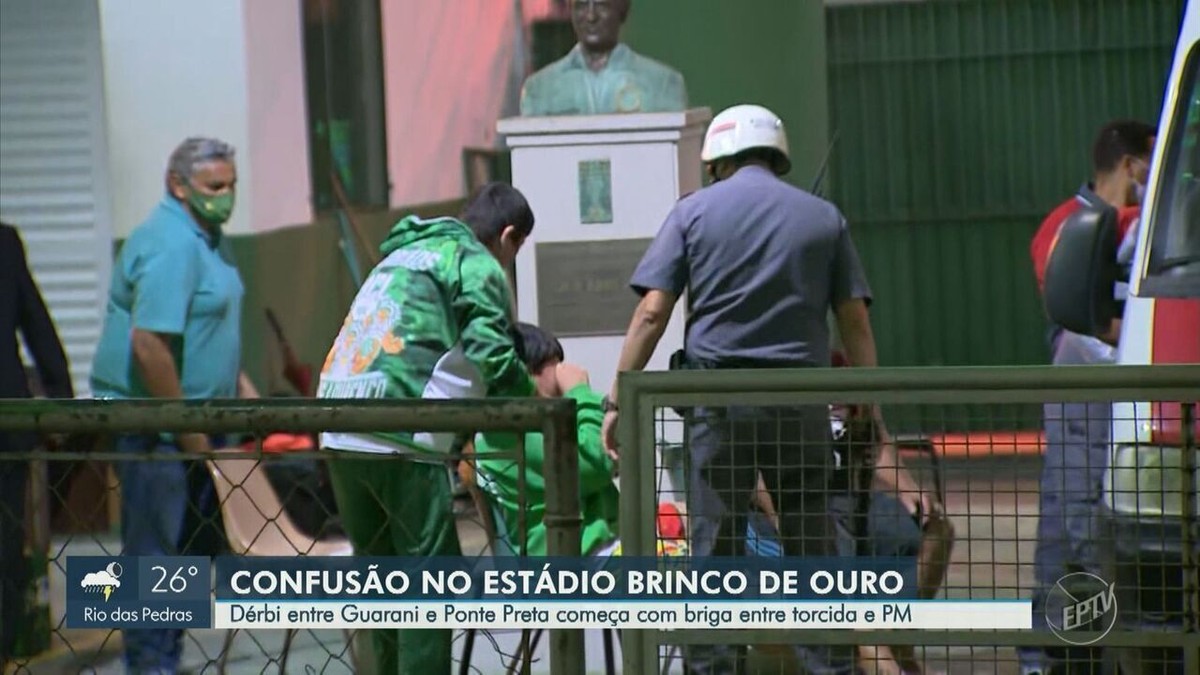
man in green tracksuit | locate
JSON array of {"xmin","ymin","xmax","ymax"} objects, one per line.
[
  {"xmin": 316, "ymin": 183, "xmax": 536, "ymax": 674},
  {"xmin": 472, "ymin": 323, "xmax": 620, "ymax": 557}
]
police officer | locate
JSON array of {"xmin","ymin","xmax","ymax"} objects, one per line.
[{"xmin": 601, "ymin": 104, "xmax": 882, "ymax": 675}]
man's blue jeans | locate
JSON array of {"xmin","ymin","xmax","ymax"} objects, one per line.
[
  {"xmin": 1019, "ymin": 331, "xmax": 1114, "ymax": 674},
  {"xmin": 115, "ymin": 434, "xmax": 226, "ymax": 674}
]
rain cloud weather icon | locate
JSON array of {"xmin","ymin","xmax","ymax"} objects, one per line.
[{"xmin": 81, "ymin": 562, "xmax": 123, "ymax": 602}]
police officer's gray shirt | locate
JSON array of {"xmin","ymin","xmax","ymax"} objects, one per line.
[{"xmin": 630, "ymin": 165, "xmax": 872, "ymax": 366}]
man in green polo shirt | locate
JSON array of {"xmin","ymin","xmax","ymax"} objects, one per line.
[{"xmin": 90, "ymin": 136, "xmax": 256, "ymax": 674}]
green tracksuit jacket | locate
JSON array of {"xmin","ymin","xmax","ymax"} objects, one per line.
[
  {"xmin": 317, "ymin": 215, "xmax": 534, "ymax": 458},
  {"xmin": 474, "ymin": 384, "xmax": 620, "ymax": 556}
]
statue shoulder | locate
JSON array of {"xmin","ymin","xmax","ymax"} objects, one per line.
[
  {"xmin": 520, "ymin": 55, "xmax": 574, "ymax": 115},
  {"xmin": 624, "ymin": 47, "xmax": 685, "ymax": 81}
]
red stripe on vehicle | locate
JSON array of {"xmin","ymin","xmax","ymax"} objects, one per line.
[{"xmin": 1150, "ymin": 298, "xmax": 1200, "ymax": 446}]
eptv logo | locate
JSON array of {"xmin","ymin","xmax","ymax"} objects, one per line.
[{"xmin": 1046, "ymin": 572, "xmax": 1118, "ymax": 646}]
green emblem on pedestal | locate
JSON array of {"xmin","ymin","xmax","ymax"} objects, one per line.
[{"xmin": 579, "ymin": 160, "xmax": 613, "ymax": 224}]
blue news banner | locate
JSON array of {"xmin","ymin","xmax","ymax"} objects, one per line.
[{"xmin": 68, "ymin": 556, "xmax": 1032, "ymax": 631}]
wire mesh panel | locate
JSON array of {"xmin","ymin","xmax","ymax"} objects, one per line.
[
  {"xmin": 618, "ymin": 365, "xmax": 1200, "ymax": 675},
  {"xmin": 0, "ymin": 398, "xmax": 582, "ymax": 675}
]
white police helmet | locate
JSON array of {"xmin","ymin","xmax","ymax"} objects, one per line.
[{"xmin": 701, "ymin": 104, "xmax": 791, "ymax": 176}]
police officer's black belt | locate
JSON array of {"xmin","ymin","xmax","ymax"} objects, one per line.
[{"xmin": 671, "ymin": 350, "xmax": 817, "ymax": 371}]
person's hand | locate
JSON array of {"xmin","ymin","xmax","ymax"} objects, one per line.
[
  {"xmin": 554, "ymin": 362, "xmax": 590, "ymax": 393},
  {"xmin": 602, "ymin": 410, "xmax": 620, "ymax": 462},
  {"xmin": 532, "ymin": 368, "xmax": 561, "ymax": 398},
  {"xmin": 177, "ymin": 433, "xmax": 212, "ymax": 455},
  {"xmin": 897, "ymin": 488, "xmax": 942, "ymax": 529}
]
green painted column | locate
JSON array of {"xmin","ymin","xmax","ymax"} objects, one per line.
[{"xmin": 622, "ymin": 0, "xmax": 830, "ymax": 188}]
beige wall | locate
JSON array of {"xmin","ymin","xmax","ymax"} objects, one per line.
[
  {"xmin": 99, "ymin": 0, "xmax": 311, "ymax": 238},
  {"xmin": 100, "ymin": 0, "xmax": 566, "ymax": 235}
]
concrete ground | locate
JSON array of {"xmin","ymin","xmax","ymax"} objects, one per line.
[{"xmin": 5, "ymin": 455, "xmax": 1045, "ymax": 674}]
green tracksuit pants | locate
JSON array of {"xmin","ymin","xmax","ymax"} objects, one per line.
[{"xmin": 328, "ymin": 456, "xmax": 462, "ymax": 674}]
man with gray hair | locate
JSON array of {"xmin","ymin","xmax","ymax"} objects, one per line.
[{"xmin": 91, "ymin": 136, "xmax": 257, "ymax": 673}]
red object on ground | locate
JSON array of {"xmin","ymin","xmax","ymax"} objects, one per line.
[
  {"xmin": 239, "ymin": 433, "xmax": 316, "ymax": 453},
  {"xmin": 657, "ymin": 502, "xmax": 685, "ymax": 539}
]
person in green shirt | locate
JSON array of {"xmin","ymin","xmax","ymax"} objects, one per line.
[
  {"xmin": 317, "ymin": 183, "xmax": 537, "ymax": 674},
  {"xmin": 472, "ymin": 323, "xmax": 621, "ymax": 557}
]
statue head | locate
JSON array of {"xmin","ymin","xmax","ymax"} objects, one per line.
[{"xmin": 571, "ymin": 0, "xmax": 630, "ymax": 59}]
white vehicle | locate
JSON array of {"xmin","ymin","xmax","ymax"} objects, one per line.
[
  {"xmin": 1109, "ymin": 0, "xmax": 1199, "ymax": 664},
  {"xmin": 1045, "ymin": 1, "xmax": 1197, "ymax": 671},
  {"xmin": 1105, "ymin": 0, "xmax": 1198, "ymax": 562}
]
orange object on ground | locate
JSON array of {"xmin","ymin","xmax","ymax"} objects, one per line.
[
  {"xmin": 238, "ymin": 433, "xmax": 316, "ymax": 454},
  {"xmin": 928, "ymin": 431, "xmax": 1045, "ymax": 458}
]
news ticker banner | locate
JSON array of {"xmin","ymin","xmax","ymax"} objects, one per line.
[{"xmin": 68, "ymin": 556, "xmax": 1032, "ymax": 631}]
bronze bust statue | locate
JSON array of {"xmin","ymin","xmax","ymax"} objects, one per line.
[{"xmin": 520, "ymin": 0, "xmax": 688, "ymax": 116}]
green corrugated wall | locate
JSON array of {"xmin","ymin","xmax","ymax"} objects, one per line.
[
  {"xmin": 828, "ymin": 0, "xmax": 1183, "ymax": 367},
  {"xmin": 622, "ymin": 0, "xmax": 831, "ymax": 188},
  {"xmin": 826, "ymin": 0, "xmax": 1185, "ymax": 430}
]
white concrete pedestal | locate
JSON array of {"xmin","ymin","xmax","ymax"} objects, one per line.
[{"xmin": 497, "ymin": 108, "xmax": 712, "ymax": 399}]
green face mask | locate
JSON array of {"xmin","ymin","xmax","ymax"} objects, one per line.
[{"xmin": 187, "ymin": 190, "xmax": 235, "ymax": 227}]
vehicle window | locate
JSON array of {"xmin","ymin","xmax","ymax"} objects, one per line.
[{"xmin": 1141, "ymin": 41, "xmax": 1200, "ymax": 296}]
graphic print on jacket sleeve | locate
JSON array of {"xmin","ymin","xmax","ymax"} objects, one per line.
[{"xmin": 319, "ymin": 272, "xmax": 404, "ymax": 399}]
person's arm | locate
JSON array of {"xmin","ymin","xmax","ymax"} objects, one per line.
[
  {"xmin": 128, "ymin": 234, "xmax": 209, "ymax": 453},
  {"xmin": 836, "ymin": 300, "xmax": 891, "ymax": 441},
  {"xmin": 1097, "ymin": 318, "xmax": 1122, "ymax": 346},
  {"xmin": 830, "ymin": 216, "xmax": 890, "ymax": 440},
  {"xmin": 237, "ymin": 371, "xmax": 260, "ymax": 398},
  {"xmin": 455, "ymin": 253, "xmax": 534, "ymax": 397},
  {"xmin": 606, "ymin": 206, "xmax": 689, "ymax": 403},
  {"xmin": 603, "ymin": 206, "xmax": 690, "ymax": 456},
  {"xmin": 834, "ymin": 299, "xmax": 878, "ymax": 368},
  {"xmin": 872, "ymin": 442, "xmax": 920, "ymax": 494},
  {"xmin": 873, "ymin": 441, "xmax": 942, "ymax": 526},
  {"xmin": 567, "ymin": 385, "xmax": 617, "ymax": 493},
  {"xmin": 1099, "ymin": 212, "xmax": 1139, "ymax": 347},
  {"xmin": 8, "ymin": 226, "xmax": 73, "ymax": 399},
  {"xmin": 607, "ymin": 290, "xmax": 677, "ymax": 401}
]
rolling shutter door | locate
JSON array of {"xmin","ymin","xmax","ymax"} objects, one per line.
[{"xmin": 0, "ymin": 0, "xmax": 112, "ymax": 397}]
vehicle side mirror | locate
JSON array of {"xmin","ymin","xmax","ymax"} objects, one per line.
[{"xmin": 1043, "ymin": 206, "xmax": 1121, "ymax": 336}]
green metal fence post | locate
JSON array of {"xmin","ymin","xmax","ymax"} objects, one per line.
[
  {"xmin": 618, "ymin": 372, "xmax": 659, "ymax": 675},
  {"xmin": 542, "ymin": 399, "xmax": 585, "ymax": 675}
]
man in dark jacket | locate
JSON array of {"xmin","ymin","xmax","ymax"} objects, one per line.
[{"xmin": 0, "ymin": 222, "xmax": 73, "ymax": 666}]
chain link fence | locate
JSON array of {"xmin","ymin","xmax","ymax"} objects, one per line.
[
  {"xmin": 3, "ymin": 366, "xmax": 1197, "ymax": 674},
  {"xmin": 617, "ymin": 364, "xmax": 1200, "ymax": 675},
  {"xmin": 0, "ymin": 398, "xmax": 584, "ymax": 675}
]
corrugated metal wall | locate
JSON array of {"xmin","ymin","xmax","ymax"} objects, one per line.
[{"xmin": 826, "ymin": 0, "xmax": 1185, "ymax": 430}]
